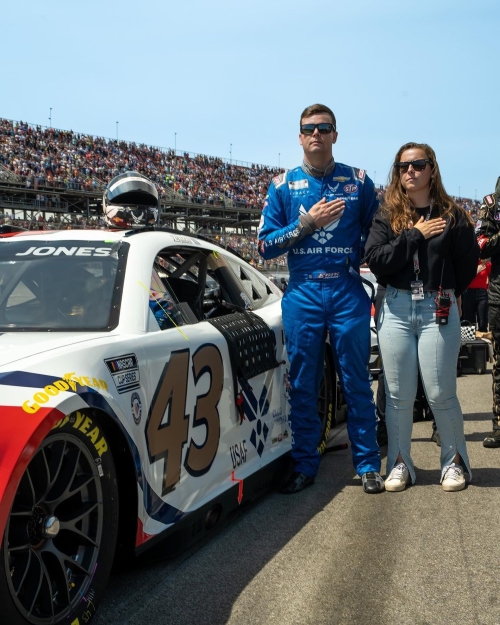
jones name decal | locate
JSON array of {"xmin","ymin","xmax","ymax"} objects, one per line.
[{"xmin": 15, "ymin": 246, "xmax": 112, "ymax": 257}]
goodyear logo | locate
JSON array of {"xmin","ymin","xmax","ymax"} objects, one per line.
[
  {"xmin": 53, "ymin": 411, "xmax": 108, "ymax": 457},
  {"xmin": 22, "ymin": 373, "xmax": 108, "ymax": 414}
]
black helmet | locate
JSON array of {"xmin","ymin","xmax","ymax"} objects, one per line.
[{"xmin": 103, "ymin": 172, "xmax": 158, "ymax": 228}]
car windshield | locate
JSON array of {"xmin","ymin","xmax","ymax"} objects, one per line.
[{"xmin": 0, "ymin": 239, "xmax": 128, "ymax": 331}]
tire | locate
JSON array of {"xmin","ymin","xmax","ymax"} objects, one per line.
[
  {"xmin": 317, "ymin": 352, "xmax": 335, "ymax": 454},
  {"xmin": 0, "ymin": 411, "xmax": 119, "ymax": 625}
]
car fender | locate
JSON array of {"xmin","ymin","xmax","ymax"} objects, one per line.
[
  {"xmin": 0, "ymin": 404, "xmax": 66, "ymax": 542},
  {"xmin": 0, "ymin": 388, "xmax": 136, "ymax": 543}
]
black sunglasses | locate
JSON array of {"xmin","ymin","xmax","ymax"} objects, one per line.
[
  {"xmin": 395, "ymin": 159, "xmax": 432, "ymax": 173},
  {"xmin": 300, "ymin": 123, "xmax": 335, "ymax": 135}
]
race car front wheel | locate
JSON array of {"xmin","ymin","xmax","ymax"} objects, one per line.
[{"xmin": 0, "ymin": 412, "xmax": 119, "ymax": 625}]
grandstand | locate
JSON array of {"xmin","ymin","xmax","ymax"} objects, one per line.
[
  {"xmin": 0, "ymin": 118, "xmax": 280, "ymax": 237},
  {"xmin": 0, "ymin": 118, "xmax": 481, "ymax": 266}
]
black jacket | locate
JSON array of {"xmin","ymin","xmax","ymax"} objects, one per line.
[
  {"xmin": 476, "ymin": 177, "xmax": 500, "ymax": 305},
  {"xmin": 364, "ymin": 205, "xmax": 479, "ymax": 297}
]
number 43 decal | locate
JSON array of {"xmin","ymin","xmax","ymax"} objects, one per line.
[{"xmin": 145, "ymin": 344, "xmax": 224, "ymax": 496}]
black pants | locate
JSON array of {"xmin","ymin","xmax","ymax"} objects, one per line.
[
  {"xmin": 488, "ymin": 304, "xmax": 500, "ymax": 429},
  {"xmin": 462, "ymin": 288, "xmax": 489, "ymax": 332}
]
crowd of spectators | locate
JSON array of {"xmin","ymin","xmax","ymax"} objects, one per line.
[
  {"xmin": 0, "ymin": 119, "xmax": 279, "ymax": 209},
  {"xmin": 0, "ymin": 214, "xmax": 103, "ymax": 230},
  {"xmin": 0, "ymin": 118, "xmax": 484, "ymax": 266}
]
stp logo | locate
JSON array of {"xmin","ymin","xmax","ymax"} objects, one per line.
[{"xmin": 343, "ymin": 184, "xmax": 358, "ymax": 194}]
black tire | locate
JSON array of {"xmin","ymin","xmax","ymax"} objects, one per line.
[
  {"xmin": 317, "ymin": 352, "xmax": 335, "ymax": 454},
  {"xmin": 0, "ymin": 411, "xmax": 119, "ymax": 625}
]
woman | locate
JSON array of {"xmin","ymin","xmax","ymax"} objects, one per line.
[{"xmin": 364, "ymin": 142, "xmax": 479, "ymax": 492}]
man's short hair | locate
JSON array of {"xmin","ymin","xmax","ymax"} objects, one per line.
[{"xmin": 300, "ymin": 104, "xmax": 336, "ymax": 129}]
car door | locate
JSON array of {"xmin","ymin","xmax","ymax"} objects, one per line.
[
  {"xmin": 139, "ymin": 244, "xmax": 264, "ymax": 533},
  {"xmin": 208, "ymin": 250, "xmax": 292, "ymax": 470}
]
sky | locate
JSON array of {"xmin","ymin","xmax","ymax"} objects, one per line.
[{"xmin": 2, "ymin": 0, "xmax": 499, "ymax": 200}]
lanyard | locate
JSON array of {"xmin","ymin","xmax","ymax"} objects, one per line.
[{"xmin": 412, "ymin": 204, "xmax": 433, "ymax": 281}]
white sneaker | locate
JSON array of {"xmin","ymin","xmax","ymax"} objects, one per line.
[
  {"xmin": 385, "ymin": 462, "xmax": 410, "ymax": 492},
  {"xmin": 442, "ymin": 463, "xmax": 466, "ymax": 491}
]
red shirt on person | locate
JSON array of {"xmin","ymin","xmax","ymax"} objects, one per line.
[{"xmin": 468, "ymin": 261, "xmax": 491, "ymax": 290}]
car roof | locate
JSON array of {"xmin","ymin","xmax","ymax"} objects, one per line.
[{"xmin": 0, "ymin": 228, "xmax": 225, "ymax": 254}]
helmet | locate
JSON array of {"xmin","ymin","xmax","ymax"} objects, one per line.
[{"xmin": 103, "ymin": 172, "xmax": 159, "ymax": 228}]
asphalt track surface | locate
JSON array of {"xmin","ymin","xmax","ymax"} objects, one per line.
[{"xmin": 94, "ymin": 365, "xmax": 500, "ymax": 625}]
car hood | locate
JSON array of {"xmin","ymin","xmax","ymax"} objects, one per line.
[{"xmin": 0, "ymin": 332, "xmax": 113, "ymax": 368}]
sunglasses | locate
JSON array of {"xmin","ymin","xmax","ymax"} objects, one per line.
[
  {"xmin": 395, "ymin": 159, "xmax": 432, "ymax": 173},
  {"xmin": 300, "ymin": 123, "xmax": 335, "ymax": 135}
]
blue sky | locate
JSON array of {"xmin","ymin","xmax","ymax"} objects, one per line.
[{"xmin": 2, "ymin": 0, "xmax": 499, "ymax": 199}]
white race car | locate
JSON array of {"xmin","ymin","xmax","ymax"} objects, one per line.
[
  {"xmin": 360, "ymin": 266, "xmax": 382, "ymax": 376},
  {"xmin": 0, "ymin": 227, "xmax": 342, "ymax": 625}
]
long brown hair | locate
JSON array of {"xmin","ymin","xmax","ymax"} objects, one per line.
[{"xmin": 381, "ymin": 142, "xmax": 473, "ymax": 234}]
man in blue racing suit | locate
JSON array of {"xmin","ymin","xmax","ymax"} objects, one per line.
[{"xmin": 258, "ymin": 103, "xmax": 383, "ymax": 494}]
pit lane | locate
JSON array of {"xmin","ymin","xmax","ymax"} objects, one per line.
[{"xmin": 94, "ymin": 366, "xmax": 499, "ymax": 625}]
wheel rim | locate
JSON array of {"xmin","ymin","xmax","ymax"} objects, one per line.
[{"xmin": 4, "ymin": 432, "xmax": 103, "ymax": 624}]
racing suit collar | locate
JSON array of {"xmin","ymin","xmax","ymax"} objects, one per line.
[{"xmin": 301, "ymin": 158, "xmax": 336, "ymax": 178}]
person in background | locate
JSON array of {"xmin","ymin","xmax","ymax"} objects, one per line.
[
  {"xmin": 476, "ymin": 177, "xmax": 500, "ymax": 447},
  {"xmin": 461, "ymin": 259, "xmax": 491, "ymax": 335},
  {"xmin": 365, "ymin": 142, "xmax": 479, "ymax": 492},
  {"xmin": 258, "ymin": 103, "xmax": 383, "ymax": 494}
]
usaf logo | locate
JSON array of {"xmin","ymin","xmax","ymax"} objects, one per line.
[{"xmin": 299, "ymin": 204, "xmax": 341, "ymax": 244}]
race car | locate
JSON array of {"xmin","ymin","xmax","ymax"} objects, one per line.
[
  {"xmin": 0, "ymin": 226, "xmax": 343, "ymax": 625},
  {"xmin": 360, "ymin": 266, "xmax": 382, "ymax": 376}
]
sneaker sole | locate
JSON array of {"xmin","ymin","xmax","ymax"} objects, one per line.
[
  {"xmin": 363, "ymin": 486, "xmax": 385, "ymax": 494},
  {"xmin": 483, "ymin": 439, "xmax": 500, "ymax": 448},
  {"xmin": 442, "ymin": 481, "xmax": 466, "ymax": 492},
  {"xmin": 385, "ymin": 480, "xmax": 408, "ymax": 492}
]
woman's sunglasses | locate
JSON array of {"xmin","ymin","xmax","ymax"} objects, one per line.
[
  {"xmin": 396, "ymin": 159, "xmax": 432, "ymax": 173},
  {"xmin": 300, "ymin": 123, "xmax": 335, "ymax": 135}
]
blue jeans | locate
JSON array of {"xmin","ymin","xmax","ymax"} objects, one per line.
[{"xmin": 378, "ymin": 287, "xmax": 471, "ymax": 483}]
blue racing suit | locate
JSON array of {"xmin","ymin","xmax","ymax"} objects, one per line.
[{"xmin": 258, "ymin": 161, "xmax": 380, "ymax": 477}]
